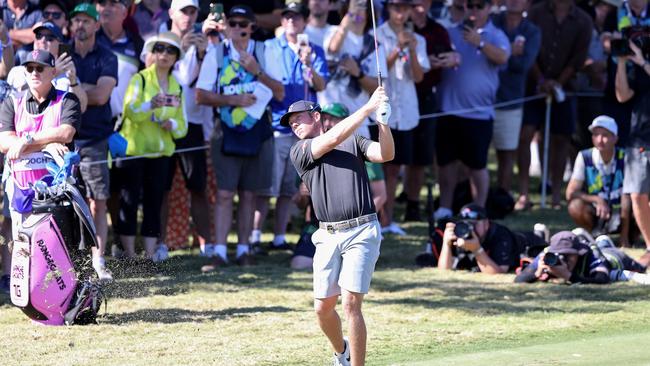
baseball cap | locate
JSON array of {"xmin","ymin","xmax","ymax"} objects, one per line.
[
  {"xmin": 33, "ymin": 22, "xmax": 64, "ymax": 42},
  {"xmin": 170, "ymin": 0, "xmax": 198, "ymax": 11},
  {"xmin": 228, "ymin": 5, "xmax": 255, "ymax": 21},
  {"xmin": 281, "ymin": 2, "xmax": 309, "ymax": 18},
  {"xmin": 588, "ymin": 115, "xmax": 618, "ymax": 136},
  {"xmin": 280, "ymin": 100, "xmax": 321, "ymax": 127},
  {"xmin": 547, "ymin": 231, "xmax": 590, "ymax": 255},
  {"xmin": 321, "ymin": 103, "xmax": 350, "ymax": 119},
  {"xmin": 70, "ymin": 3, "xmax": 99, "ymax": 21},
  {"xmin": 21, "ymin": 49, "xmax": 56, "ymax": 68},
  {"xmin": 458, "ymin": 203, "xmax": 488, "ymax": 220}
]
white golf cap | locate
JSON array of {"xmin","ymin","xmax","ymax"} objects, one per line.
[
  {"xmin": 170, "ymin": 0, "xmax": 198, "ymax": 11},
  {"xmin": 589, "ymin": 115, "xmax": 618, "ymax": 136}
]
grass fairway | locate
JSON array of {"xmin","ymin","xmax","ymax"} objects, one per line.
[{"xmin": 2, "ymin": 207, "xmax": 650, "ymax": 365}]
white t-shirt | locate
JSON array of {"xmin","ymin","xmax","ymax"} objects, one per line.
[
  {"xmin": 305, "ymin": 24, "xmax": 336, "ymax": 50},
  {"xmin": 570, "ymin": 149, "xmax": 617, "ymax": 183},
  {"xmin": 376, "ymin": 22, "xmax": 431, "ymax": 131},
  {"xmin": 320, "ymin": 28, "xmax": 388, "ymax": 137}
]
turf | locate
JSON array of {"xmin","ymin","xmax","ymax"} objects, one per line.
[{"xmin": 1, "ymin": 204, "xmax": 649, "ymax": 365}]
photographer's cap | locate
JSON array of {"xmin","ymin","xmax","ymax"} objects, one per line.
[
  {"xmin": 589, "ymin": 115, "xmax": 618, "ymax": 136},
  {"xmin": 548, "ymin": 231, "xmax": 589, "ymax": 255},
  {"xmin": 229, "ymin": 5, "xmax": 255, "ymax": 21},
  {"xmin": 21, "ymin": 49, "xmax": 56, "ymax": 68},
  {"xmin": 282, "ymin": 2, "xmax": 309, "ymax": 18},
  {"xmin": 280, "ymin": 100, "xmax": 321, "ymax": 127},
  {"xmin": 459, "ymin": 203, "xmax": 487, "ymax": 220}
]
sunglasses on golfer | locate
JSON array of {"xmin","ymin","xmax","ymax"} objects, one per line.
[
  {"xmin": 25, "ymin": 65, "xmax": 46, "ymax": 74},
  {"xmin": 152, "ymin": 43, "xmax": 179, "ymax": 56},
  {"xmin": 228, "ymin": 20, "xmax": 251, "ymax": 28},
  {"xmin": 35, "ymin": 33, "xmax": 57, "ymax": 42}
]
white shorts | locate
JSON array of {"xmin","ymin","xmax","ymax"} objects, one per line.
[
  {"xmin": 493, "ymin": 108, "xmax": 523, "ymax": 151},
  {"xmin": 311, "ymin": 220, "xmax": 381, "ymax": 299}
]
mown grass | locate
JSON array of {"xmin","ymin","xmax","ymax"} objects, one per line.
[{"xmin": 2, "ymin": 203, "xmax": 650, "ymax": 365}]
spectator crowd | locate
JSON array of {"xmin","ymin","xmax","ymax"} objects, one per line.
[{"xmin": 0, "ymin": 0, "xmax": 650, "ymax": 291}]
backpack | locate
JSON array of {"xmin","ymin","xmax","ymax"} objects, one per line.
[{"xmin": 10, "ymin": 152, "xmax": 106, "ymax": 325}]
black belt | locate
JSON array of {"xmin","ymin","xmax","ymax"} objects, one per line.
[{"xmin": 319, "ymin": 213, "xmax": 377, "ymax": 234}]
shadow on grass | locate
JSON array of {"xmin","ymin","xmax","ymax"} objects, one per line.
[
  {"xmin": 100, "ymin": 305, "xmax": 294, "ymax": 324},
  {"xmin": 368, "ymin": 276, "xmax": 650, "ymax": 316}
]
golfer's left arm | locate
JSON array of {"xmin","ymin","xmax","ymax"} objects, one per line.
[{"xmin": 365, "ymin": 124, "xmax": 394, "ymax": 163}]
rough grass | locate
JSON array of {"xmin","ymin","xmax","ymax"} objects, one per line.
[{"xmin": 2, "ymin": 203, "xmax": 650, "ymax": 365}]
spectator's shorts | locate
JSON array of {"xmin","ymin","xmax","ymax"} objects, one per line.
[
  {"xmin": 623, "ymin": 147, "xmax": 650, "ymax": 194},
  {"xmin": 312, "ymin": 219, "xmax": 381, "ymax": 298},
  {"xmin": 212, "ymin": 134, "xmax": 273, "ymax": 192},
  {"xmin": 369, "ymin": 126, "xmax": 414, "ymax": 165},
  {"xmin": 165, "ymin": 123, "xmax": 208, "ymax": 192},
  {"xmin": 436, "ymin": 115, "xmax": 493, "ymax": 169},
  {"xmin": 365, "ymin": 162, "xmax": 384, "ymax": 181},
  {"xmin": 78, "ymin": 139, "xmax": 110, "ymax": 200},
  {"xmin": 258, "ymin": 133, "xmax": 298, "ymax": 197},
  {"xmin": 412, "ymin": 120, "xmax": 436, "ymax": 165},
  {"xmin": 493, "ymin": 107, "xmax": 523, "ymax": 151},
  {"xmin": 523, "ymin": 96, "xmax": 577, "ymax": 136}
]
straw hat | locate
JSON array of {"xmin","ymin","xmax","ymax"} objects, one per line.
[{"xmin": 143, "ymin": 32, "xmax": 184, "ymax": 59}]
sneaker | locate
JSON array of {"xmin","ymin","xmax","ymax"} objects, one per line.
[
  {"xmin": 381, "ymin": 222, "xmax": 407, "ymax": 236},
  {"xmin": 433, "ymin": 207, "xmax": 453, "ymax": 221},
  {"xmin": 333, "ymin": 337, "xmax": 351, "ymax": 366},
  {"xmin": 268, "ymin": 242, "xmax": 294, "ymax": 251},
  {"xmin": 571, "ymin": 228, "xmax": 595, "ymax": 245},
  {"xmin": 236, "ymin": 253, "xmax": 256, "ymax": 266},
  {"xmin": 200, "ymin": 244, "xmax": 215, "ymax": 257},
  {"xmin": 94, "ymin": 263, "xmax": 114, "ymax": 282},
  {"xmin": 111, "ymin": 243, "xmax": 124, "ymax": 258},
  {"xmin": 0, "ymin": 274, "xmax": 9, "ymax": 295},
  {"xmin": 201, "ymin": 255, "xmax": 228, "ymax": 273},
  {"xmin": 152, "ymin": 243, "xmax": 169, "ymax": 263},
  {"xmin": 250, "ymin": 242, "xmax": 268, "ymax": 256}
]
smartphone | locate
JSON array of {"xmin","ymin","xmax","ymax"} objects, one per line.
[
  {"xmin": 58, "ymin": 43, "xmax": 72, "ymax": 56},
  {"xmin": 193, "ymin": 23, "xmax": 203, "ymax": 34},
  {"xmin": 163, "ymin": 95, "xmax": 180, "ymax": 107},
  {"xmin": 463, "ymin": 18, "xmax": 475, "ymax": 29},
  {"xmin": 610, "ymin": 39, "xmax": 633, "ymax": 57},
  {"xmin": 297, "ymin": 33, "xmax": 309, "ymax": 47},
  {"xmin": 210, "ymin": 3, "xmax": 224, "ymax": 22},
  {"xmin": 431, "ymin": 44, "xmax": 453, "ymax": 57}
]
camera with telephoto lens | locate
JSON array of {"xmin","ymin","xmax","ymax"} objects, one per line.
[
  {"xmin": 453, "ymin": 220, "xmax": 474, "ymax": 240},
  {"xmin": 611, "ymin": 25, "xmax": 650, "ymax": 59},
  {"xmin": 543, "ymin": 252, "xmax": 563, "ymax": 267}
]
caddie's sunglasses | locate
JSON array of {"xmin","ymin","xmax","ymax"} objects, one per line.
[
  {"xmin": 152, "ymin": 43, "xmax": 180, "ymax": 56},
  {"xmin": 43, "ymin": 11, "xmax": 63, "ymax": 20},
  {"xmin": 228, "ymin": 20, "xmax": 251, "ymax": 28},
  {"xmin": 35, "ymin": 33, "xmax": 57, "ymax": 42},
  {"xmin": 26, "ymin": 65, "xmax": 45, "ymax": 74},
  {"xmin": 466, "ymin": 3, "xmax": 486, "ymax": 9}
]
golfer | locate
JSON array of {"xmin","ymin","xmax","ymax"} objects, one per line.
[{"xmin": 284, "ymin": 86, "xmax": 393, "ymax": 366}]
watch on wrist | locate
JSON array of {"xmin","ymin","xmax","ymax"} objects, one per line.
[
  {"xmin": 255, "ymin": 69, "xmax": 263, "ymax": 77},
  {"xmin": 23, "ymin": 133, "xmax": 34, "ymax": 145},
  {"xmin": 478, "ymin": 40, "xmax": 485, "ymax": 50}
]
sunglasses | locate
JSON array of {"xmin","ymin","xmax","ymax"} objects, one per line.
[
  {"xmin": 97, "ymin": 0, "xmax": 124, "ymax": 5},
  {"xmin": 25, "ymin": 65, "xmax": 45, "ymax": 74},
  {"xmin": 152, "ymin": 43, "xmax": 179, "ymax": 55},
  {"xmin": 453, "ymin": 4, "xmax": 465, "ymax": 10},
  {"xmin": 43, "ymin": 11, "xmax": 63, "ymax": 20},
  {"xmin": 35, "ymin": 33, "xmax": 57, "ymax": 42},
  {"xmin": 466, "ymin": 3, "xmax": 486, "ymax": 9},
  {"xmin": 228, "ymin": 19, "xmax": 251, "ymax": 28}
]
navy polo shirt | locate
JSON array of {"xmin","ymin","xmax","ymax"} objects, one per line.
[{"xmin": 72, "ymin": 42, "xmax": 118, "ymax": 145}]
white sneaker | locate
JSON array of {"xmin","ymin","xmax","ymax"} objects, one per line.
[
  {"xmin": 571, "ymin": 228, "xmax": 595, "ymax": 245},
  {"xmin": 152, "ymin": 243, "xmax": 169, "ymax": 263},
  {"xmin": 333, "ymin": 337, "xmax": 351, "ymax": 366},
  {"xmin": 93, "ymin": 257, "xmax": 113, "ymax": 282},
  {"xmin": 595, "ymin": 235, "xmax": 615, "ymax": 250},
  {"xmin": 381, "ymin": 222, "xmax": 407, "ymax": 236},
  {"xmin": 200, "ymin": 244, "xmax": 215, "ymax": 257},
  {"xmin": 433, "ymin": 207, "xmax": 453, "ymax": 221}
]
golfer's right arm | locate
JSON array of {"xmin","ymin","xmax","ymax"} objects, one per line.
[{"xmin": 311, "ymin": 86, "xmax": 388, "ymax": 159}]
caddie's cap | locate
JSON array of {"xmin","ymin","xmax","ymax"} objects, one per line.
[
  {"xmin": 21, "ymin": 49, "xmax": 56, "ymax": 68},
  {"xmin": 589, "ymin": 115, "xmax": 618, "ymax": 136},
  {"xmin": 280, "ymin": 100, "xmax": 321, "ymax": 127}
]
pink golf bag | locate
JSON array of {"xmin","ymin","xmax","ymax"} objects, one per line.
[{"xmin": 10, "ymin": 153, "xmax": 104, "ymax": 325}]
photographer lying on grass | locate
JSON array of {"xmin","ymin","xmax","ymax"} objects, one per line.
[
  {"xmin": 438, "ymin": 204, "xmax": 528, "ymax": 274},
  {"xmin": 515, "ymin": 231, "xmax": 648, "ymax": 284}
]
